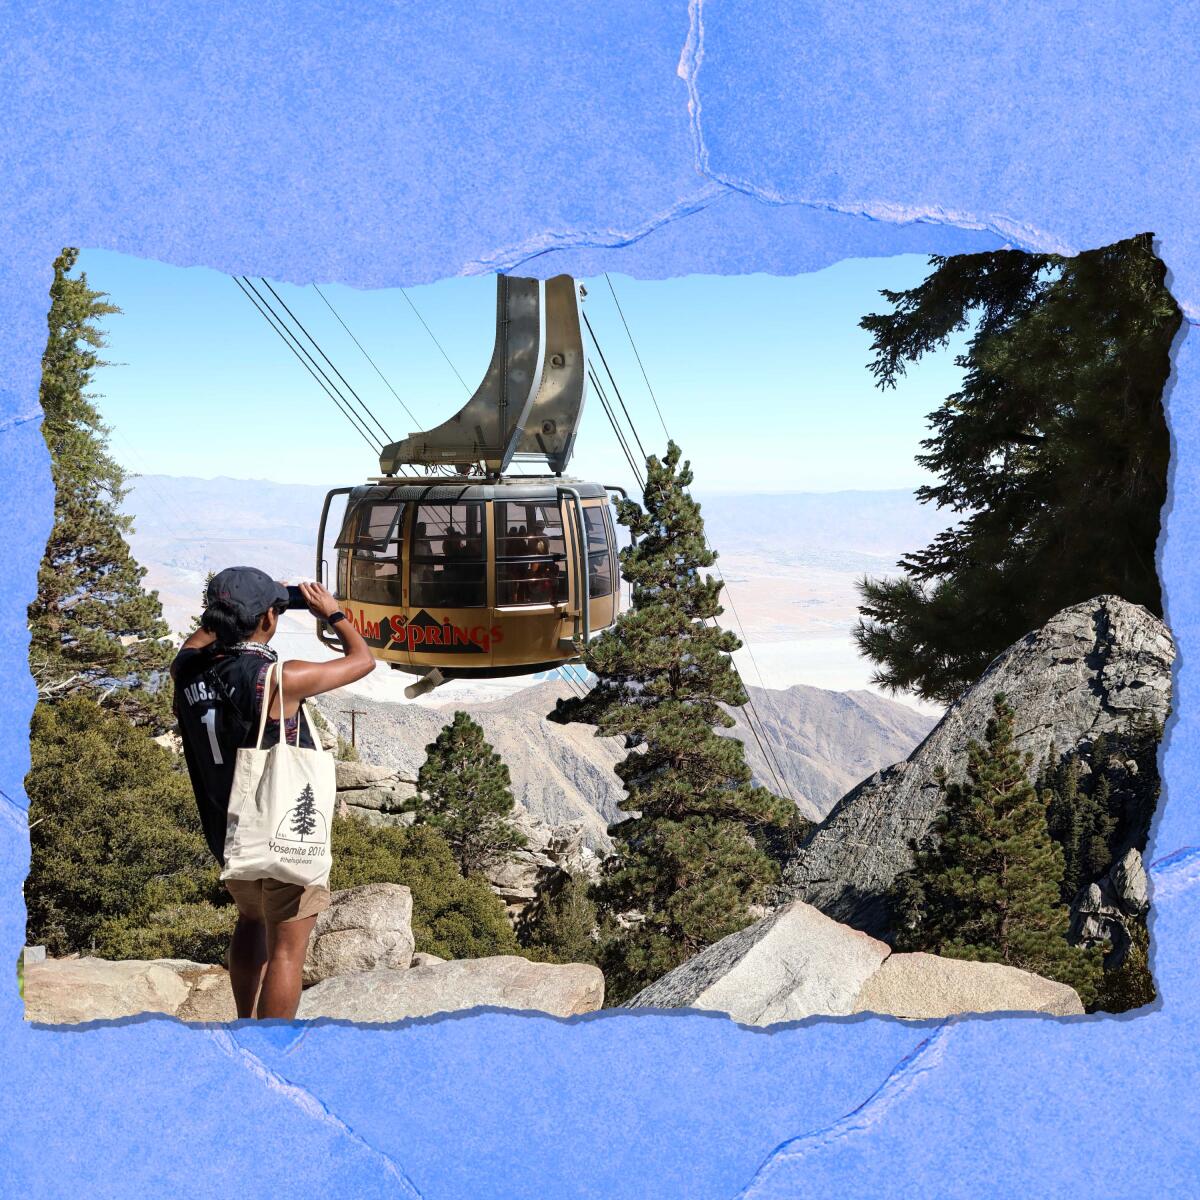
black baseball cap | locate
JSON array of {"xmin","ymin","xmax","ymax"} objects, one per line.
[{"xmin": 206, "ymin": 567, "xmax": 289, "ymax": 624}]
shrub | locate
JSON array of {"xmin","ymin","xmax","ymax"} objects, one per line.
[
  {"xmin": 95, "ymin": 902, "xmax": 236, "ymax": 964},
  {"xmin": 518, "ymin": 872, "xmax": 601, "ymax": 965},
  {"xmin": 25, "ymin": 697, "xmax": 228, "ymax": 957},
  {"xmin": 330, "ymin": 816, "xmax": 516, "ymax": 959}
]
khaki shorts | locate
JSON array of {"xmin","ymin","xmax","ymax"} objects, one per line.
[{"xmin": 225, "ymin": 878, "xmax": 331, "ymax": 925}]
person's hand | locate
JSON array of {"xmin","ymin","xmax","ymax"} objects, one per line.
[{"xmin": 299, "ymin": 580, "xmax": 341, "ymax": 620}]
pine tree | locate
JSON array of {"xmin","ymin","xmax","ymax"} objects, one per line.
[
  {"xmin": 1038, "ymin": 719, "xmax": 1159, "ymax": 904},
  {"xmin": 409, "ymin": 711, "xmax": 526, "ymax": 877},
  {"xmin": 518, "ymin": 871, "xmax": 601, "ymax": 965},
  {"xmin": 188, "ymin": 570, "xmax": 216, "ymax": 634},
  {"xmin": 29, "ymin": 249, "xmax": 172, "ymax": 724},
  {"xmin": 290, "ymin": 784, "xmax": 318, "ymax": 841},
  {"xmin": 894, "ymin": 694, "xmax": 1103, "ymax": 1003},
  {"xmin": 855, "ymin": 234, "xmax": 1180, "ymax": 703},
  {"xmin": 552, "ymin": 442, "xmax": 793, "ymax": 1002},
  {"xmin": 1041, "ymin": 750, "xmax": 1084, "ymax": 900}
]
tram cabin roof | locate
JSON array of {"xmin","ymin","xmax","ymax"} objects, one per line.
[{"xmin": 351, "ymin": 477, "xmax": 611, "ymax": 504}]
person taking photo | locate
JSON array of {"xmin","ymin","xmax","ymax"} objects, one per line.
[{"xmin": 170, "ymin": 567, "xmax": 374, "ymax": 1019}]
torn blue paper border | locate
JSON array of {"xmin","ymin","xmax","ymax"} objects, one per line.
[{"xmin": 2, "ymin": 3, "xmax": 1198, "ymax": 1195}]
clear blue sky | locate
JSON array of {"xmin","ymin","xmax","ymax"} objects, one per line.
[{"xmin": 79, "ymin": 249, "xmax": 965, "ymax": 494}]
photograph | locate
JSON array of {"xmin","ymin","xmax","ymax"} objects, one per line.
[
  {"xmin": 6, "ymin": 5, "xmax": 1200, "ymax": 1197},
  {"xmin": 22, "ymin": 233, "xmax": 1176, "ymax": 1024}
]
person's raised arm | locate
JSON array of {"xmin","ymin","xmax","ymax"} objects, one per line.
[
  {"xmin": 281, "ymin": 582, "xmax": 375, "ymax": 703},
  {"xmin": 170, "ymin": 626, "xmax": 216, "ymax": 679}
]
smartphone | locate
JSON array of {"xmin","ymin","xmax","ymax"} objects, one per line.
[{"xmin": 286, "ymin": 585, "xmax": 309, "ymax": 610}]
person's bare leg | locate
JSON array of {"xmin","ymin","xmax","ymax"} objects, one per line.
[
  {"xmin": 228, "ymin": 915, "xmax": 268, "ymax": 1019},
  {"xmin": 256, "ymin": 915, "xmax": 317, "ymax": 1020}
]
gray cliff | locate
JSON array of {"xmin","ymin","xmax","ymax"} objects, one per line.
[{"xmin": 779, "ymin": 595, "xmax": 1174, "ymax": 936}]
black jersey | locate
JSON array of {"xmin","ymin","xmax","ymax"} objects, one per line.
[{"xmin": 173, "ymin": 646, "xmax": 315, "ymax": 863}]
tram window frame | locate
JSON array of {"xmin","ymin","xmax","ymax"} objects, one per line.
[
  {"xmin": 584, "ymin": 505, "xmax": 614, "ymax": 599},
  {"xmin": 495, "ymin": 500, "xmax": 569, "ymax": 607},
  {"xmin": 342, "ymin": 498, "xmax": 406, "ymax": 606},
  {"xmin": 410, "ymin": 500, "xmax": 488, "ymax": 609}
]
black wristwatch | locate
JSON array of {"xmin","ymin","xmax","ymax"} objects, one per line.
[{"xmin": 327, "ymin": 610, "xmax": 349, "ymax": 625}]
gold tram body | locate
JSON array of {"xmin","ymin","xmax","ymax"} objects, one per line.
[{"xmin": 316, "ymin": 477, "xmax": 621, "ymax": 680}]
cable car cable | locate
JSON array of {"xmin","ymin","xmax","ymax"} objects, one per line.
[
  {"xmin": 589, "ymin": 313, "xmax": 794, "ymax": 805},
  {"xmin": 588, "ymin": 366, "xmax": 643, "ymax": 489},
  {"xmin": 234, "ymin": 277, "xmax": 382, "ymax": 453},
  {"xmin": 258, "ymin": 279, "xmax": 394, "ymax": 445},
  {"xmin": 604, "ymin": 273, "xmax": 671, "ymax": 440},
  {"xmin": 587, "ymin": 363, "xmax": 644, "ymax": 487},
  {"xmin": 311, "ymin": 283, "xmax": 424, "ymax": 430},
  {"xmin": 236, "ymin": 276, "xmax": 380, "ymax": 451},
  {"xmin": 308, "ymin": 284, "xmax": 460, "ymax": 478},
  {"xmin": 399, "ymin": 287, "xmax": 472, "ymax": 394},
  {"xmin": 588, "ymin": 359, "xmax": 789, "ymax": 800},
  {"xmin": 581, "ymin": 310, "xmax": 647, "ymax": 461},
  {"xmin": 238, "ymin": 277, "xmax": 382, "ymax": 452}
]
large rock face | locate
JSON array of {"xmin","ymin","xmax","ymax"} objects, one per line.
[
  {"xmin": 627, "ymin": 902, "xmax": 890, "ymax": 1024},
  {"xmin": 297, "ymin": 956, "xmax": 604, "ymax": 1021},
  {"xmin": 23, "ymin": 958, "xmax": 237, "ymax": 1023},
  {"xmin": 303, "ymin": 883, "xmax": 414, "ymax": 985},
  {"xmin": 780, "ymin": 596, "xmax": 1173, "ymax": 935},
  {"xmin": 626, "ymin": 901, "xmax": 1084, "ymax": 1024}
]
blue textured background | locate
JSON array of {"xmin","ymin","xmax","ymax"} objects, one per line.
[{"xmin": 2, "ymin": 3, "xmax": 1198, "ymax": 1195}]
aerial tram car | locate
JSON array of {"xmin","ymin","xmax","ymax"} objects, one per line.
[{"xmin": 315, "ymin": 275, "xmax": 625, "ymax": 697}]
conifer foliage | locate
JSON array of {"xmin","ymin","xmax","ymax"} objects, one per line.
[
  {"xmin": 893, "ymin": 695, "xmax": 1102, "ymax": 1002},
  {"xmin": 410, "ymin": 711, "xmax": 526, "ymax": 877},
  {"xmin": 855, "ymin": 234, "xmax": 1180, "ymax": 703},
  {"xmin": 553, "ymin": 442, "xmax": 792, "ymax": 1002},
  {"xmin": 1039, "ymin": 721, "xmax": 1161, "ymax": 904},
  {"xmin": 29, "ymin": 249, "xmax": 172, "ymax": 724}
]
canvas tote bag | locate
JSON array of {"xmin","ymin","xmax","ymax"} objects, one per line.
[{"xmin": 220, "ymin": 660, "xmax": 337, "ymax": 888}]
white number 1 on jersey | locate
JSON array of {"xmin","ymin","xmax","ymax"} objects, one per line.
[{"xmin": 200, "ymin": 708, "xmax": 224, "ymax": 765}]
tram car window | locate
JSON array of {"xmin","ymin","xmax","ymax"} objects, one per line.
[
  {"xmin": 339, "ymin": 498, "xmax": 405, "ymax": 606},
  {"xmin": 585, "ymin": 506, "xmax": 615, "ymax": 598},
  {"xmin": 495, "ymin": 500, "xmax": 569, "ymax": 606},
  {"xmin": 411, "ymin": 501, "xmax": 488, "ymax": 608}
]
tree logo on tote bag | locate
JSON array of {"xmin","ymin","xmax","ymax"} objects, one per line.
[{"xmin": 274, "ymin": 784, "xmax": 329, "ymax": 845}]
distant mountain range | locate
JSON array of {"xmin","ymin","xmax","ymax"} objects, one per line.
[
  {"xmin": 315, "ymin": 680, "xmax": 935, "ymax": 848},
  {"xmin": 124, "ymin": 474, "xmax": 938, "ymax": 839}
]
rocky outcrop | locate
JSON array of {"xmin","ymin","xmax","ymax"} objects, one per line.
[
  {"xmin": 23, "ymin": 957, "xmax": 237, "ymax": 1023},
  {"xmin": 780, "ymin": 596, "xmax": 1173, "ymax": 936},
  {"xmin": 851, "ymin": 952, "xmax": 1083, "ymax": 1018},
  {"xmin": 174, "ymin": 963, "xmax": 241, "ymax": 1021},
  {"xmin": 26, "ymin": 884, "xmax": 603, "ymax": 1023},
  {"xmin": 484, "ymin": 806, "xmax": 599, "ymax": 919},
  {"xmin": 297, "ymin": 956, "xmax": 604, "ymax": 1021},
  {"xmin": 626, "ymin": 900, "xmax": 1084, "ymax": 1023},
  {"xmin": 333, "ymin": 759, "xmax": 418, "ymax": 827},
  {"xmin": 1071, "ymin": 847, "xmax": 1150, "ymax": 965},
  {"xmin": 303, "ymin": 883, "xmax": 415, "ymax": 985}
]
